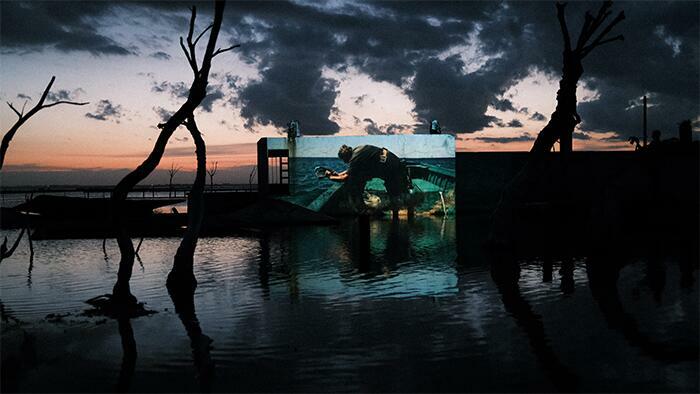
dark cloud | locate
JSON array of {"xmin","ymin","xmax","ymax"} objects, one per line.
[
  {"xmin": 151, "ymin": 80, "xmax": 226, "ymax": 113},
  {"xmin": 150, "ymin": 51, "xmax": 171, "ymax": 60},
  {"xmin": 0, "ymin": 2, "xmax": 134, "ymax": 55},
  {"xmin": 363, "ymin": 118, "xmax": 382, "ymax": 135},
  {"xmin": 200, "ymin": 88, "xmax": 225, "ymax": 113},
  {"xmin": 506, "ymin": 119, "xmax": 523, "ymax": 128},
  {"xmin": 489, "ymin": 117, "xmax": 523, "ymax": 129},
  {"xmin": 578, "ymin": 84, "xmax": 698, "ymax": 140},
  {"xmin": 47, "ymin": 90, "xmax": 72, "ymax": 102},
  {"xmin": 46, "ymin": 88, "xmax": 84, "ymax": 102},
  {"xmin": 16, "ymin": 93, "xmax": 31, "ymax": 101},
  {"xmin": 353, "ymin": 94, "xmax": 370, "ymax": 105},
  {"xmin": 225, "ymin": 1, "xmax": 497, "ymax": 133},
  {"xmin": 237, "ymin": 53, "xmax": 340, "ymax": 134},
  {"xmin": 153, "ymin": 106, "xmax": 173, "ymax": 121},
  {"xmin": 471, "ymin": 133, "xmax": 535, "ymax": 144},
  {"xmin": 491, "ymin": 98, "xmax": 517, "ymax": 112},
  {"xmin": 2, "ymin": 0, "xmax": 697, "ymax": 139},
  {"xmin": 85, "ymin": 99, "xmax": 123, "ymax": 122},
  {"xmin": 410, "ymin": 56, "xmax": 504, "ymax": 133},
  {"xmin": 151, "ymin": 81, "xmax": 189, "ymax": 98},
  {"xmin": 530, "ymin": 112, "xmax": 547, "ymax": 122},
  {"xmin": 360, "ymin": 118, "xmax": 411, "ymax": 135},
  {"xmin": 573, "ymin": 131, "xmax": 592, "ymax": 140},
  {"xmin": 386, "ymin": 123, "xmax": 413, "ymax": 134}
]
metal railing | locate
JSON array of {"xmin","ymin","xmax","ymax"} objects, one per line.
[{"xmin": 0, "ymin": 184, "xmax": 259, "ymax": 201}]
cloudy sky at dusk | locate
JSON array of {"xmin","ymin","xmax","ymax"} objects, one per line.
[{"xmin": 1, "ymin": 0, "xmax": 698, "ymax": 185}]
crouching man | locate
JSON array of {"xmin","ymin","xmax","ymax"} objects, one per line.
[{"xmin": 326, "ymin": 144, "xmax": 412, "ymax": 218}]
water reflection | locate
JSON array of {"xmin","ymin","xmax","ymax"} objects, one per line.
[
  {"xmin": 0, "ymin": 218, "xmax": 697, "ymax": 392},
  {"xmin": 168, "ymin": 286, "xmax": 215, "ymax": 392},
  {"xmin": 115, "ymin": 318, "xmax": 136, "ymax": 393},
  {"xmin": 489, "ymin": 251, "xmax": 578, "ymax": 392},
  {"xmin": 257, "ymin": 234, "xmax": 271, "ymax": 299},
  {"xmin": 587, "ymin": 255, "xmax": 698, "ymax": 363}
]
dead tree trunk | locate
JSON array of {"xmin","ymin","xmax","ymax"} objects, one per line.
[
  {"xmin": 532, "ymin": 1, "xmax": 625, "ymax": 154},
  {"xmin": 1, "ymin": 77, "xmax": 88, "ymax": 170},
  {"xmin": 167, "ymin": 114, "xmax": 206, "ymax": 291},
  {"xmin": 206, "ymin": 161, "xmax": 218, "ymax": 192},
  {"xmin": 110, "ymin": 0, "xmax": 239, "ymax": 303},
  {"xmin": 489, "ymin": 1, "xmax": 624, "ymax": 245},
  {"xmin": 168, "ymin": 163, "xmax": 181, "ymax": 198}
]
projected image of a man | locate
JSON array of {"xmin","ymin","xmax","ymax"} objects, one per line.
[{"xmin": 326, "ymin": 144, "xmax": 412, "ymax": 215}]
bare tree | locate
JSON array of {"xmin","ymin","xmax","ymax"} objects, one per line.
[
  {"xmin": 248, "ymin": 165, "xmax": 257, "ymax": 190},
  {"xmin": 490, "ymin": 1, "xmax": 625, "ymax": 244},
  {"xmin": 167, "ymin": 114, "xmax": 207, "ymax": 290},
  {"xmin": 531, "ymin": 1, "xmax": 624, "ymax": 154},
  {"xmin": 168, "ymin": 162, "xmax": 182, "ymax": 197},
  {"xmin": 1, "ymin": 77, "xmax": 88, "ymax": 170},
  {"xmin": 110, "ymin": 1, "xmax": 239, "ymax": 303},
  {"xmin": 206, "ymin": 161, "xmax": 218, "ymax": 191}
]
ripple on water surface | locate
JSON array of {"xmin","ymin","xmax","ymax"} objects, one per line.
[{"xmin": 0, "ymin": 218, "xmax": 697, "ymax": 393}]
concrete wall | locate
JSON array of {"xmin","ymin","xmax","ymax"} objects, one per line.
[
  {"xmin": 266, "ymin": 134, "xmax": 455, "ymax": 158},
  {"xmin": 456, "ymin": 151, "xmax": 699, "ymax": 213}
]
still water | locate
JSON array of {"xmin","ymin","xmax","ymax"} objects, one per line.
[{"xmin": 1, "ymin": 217, "xmax": 697, "ymax": 392}]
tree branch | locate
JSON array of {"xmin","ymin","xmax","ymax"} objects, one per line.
[
  {"xmin": 194, "ymin": 24, "xmax": 213, "ymax": 46},
  {"xmin": 588, "ymin": 1, "xmax": 613, "ymax": 38},
  {"xmin": 180, "ymin": 37, "xmax": 197, "ymax": 75},
  {"xmin": 41, "ymin": 100, "xmax": 89, "ymax": 109},
  {"xmin": 37, "ymin": 76, "xmax": 56, "ymax": 107},
  {"xmin": 0, "ymin": 228, "xmax": 26, "ymax": 261},
  {"xmin": 581, "ymin": 11, "xmax": 625, "ymax": 58},
  {"xmin": 212, "ymin": 44, "xmax": 240, "ymax": 58},
  {"xmin": 584, "ymin": 34, "xmax": 624, "ymax": 55},
  {"xmin": 556, "ymin": 2, "xmax": 572, "ymax": 53},
  {"xmin": 186, "ymin": 6, "xmax": 199, "ymax": 71},
  {"xmin": 576, "ymin": 1, "xmax": 613, "ymax": 52},
  {"xmin": 575, "ymin": 12, "xmax": 594, "ymax": 52},
  {"xmin": 7, "ymin": 102, "xmax": 22, "ymax": 118}
]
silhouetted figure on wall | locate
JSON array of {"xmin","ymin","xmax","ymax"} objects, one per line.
[
  {"xmin": 429, "ymin": 119, "xmax": 441, "ymax": 134},
  {"xmin": 287, "ymin": 120, "xmax": 300, "ymax": 141},
  {"xmin": 648, "ymin": 129, "xmax": 662, "ymax": 150}
]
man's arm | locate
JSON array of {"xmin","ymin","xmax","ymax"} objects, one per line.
[{"xmin": 328, "ymin": 170, "xmax": 348, "ymax": 182}]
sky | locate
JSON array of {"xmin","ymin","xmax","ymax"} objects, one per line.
[{"xmin": 1, "ymin": 0, "xmax": 698, "ymax": 185}]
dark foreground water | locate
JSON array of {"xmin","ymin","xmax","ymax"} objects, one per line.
[{"xmin": 1, "ymin": 217, "xmax": 698, "ymax": 392}]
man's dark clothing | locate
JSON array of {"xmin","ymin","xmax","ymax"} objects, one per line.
[{"xmin": 344, "ymin": 145, "xmax": 410, "ymax": 209}]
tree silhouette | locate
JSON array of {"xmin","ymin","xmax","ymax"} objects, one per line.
[
  {"xmin": 110, "ymin": 0, "xmax": 239, "ymax": 303},
  {"xmin": 167, "ymin": 114, "xmax": 207, "ymax": 290},
  {"xmin": 206, "ymin": 161, "xmax": 218, "ymax": 191},
  {"xmin": 168, "ymin": 162, "xmax": 182, "ymax": 197},
  {"xmin": 531, "ymin": 1, "xmax": 624, "ymax": 153},
  {"xmin": 490, "ymin": 1, "xmax": 625, "ymax": 245},
  {"xmin": 248, "ymin": 165, "xmax": 257, "ymax": 190},
  {"xmin": 1, "ymin": 76, "xmax": 88, "ymax": 170}
]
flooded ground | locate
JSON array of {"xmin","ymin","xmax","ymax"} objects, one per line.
[{"xmin": 1, "ymin": 217, "xmax": 697, "ymax": 392}]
